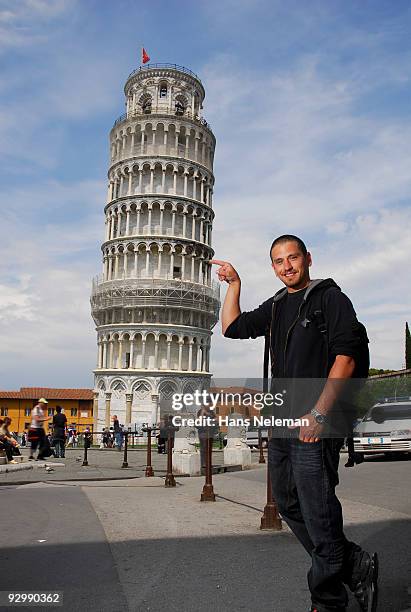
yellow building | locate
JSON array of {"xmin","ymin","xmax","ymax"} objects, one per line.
[{"xmin": 0, "ymin": 387, "xmax": 94, "ymax": 434}]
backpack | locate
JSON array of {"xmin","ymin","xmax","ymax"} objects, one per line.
[
  {"xmin": 263, "ymin": 281, "xmax": 370, "ymax": 466},
  {"xmin": 264, "ymin": 280, "xmax": 370, "ymax": 379}
]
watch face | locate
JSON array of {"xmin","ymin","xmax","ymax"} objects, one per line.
[{"xmin": 316, "ymin": 414, "xmax": 326, "ymax": 424}]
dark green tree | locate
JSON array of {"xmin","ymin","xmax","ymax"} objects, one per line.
[{"xmin": 406, "ymin": 321, "xmax": 411, "ymax": 370}]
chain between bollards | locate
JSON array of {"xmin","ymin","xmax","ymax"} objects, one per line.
[
  {"xmin": 200, "ymin": 434, "xmax": 215, "ymax": 501},
  {"xmin": 164, "ymin": 429, "xmax": 176, "ymax": 487},
  {"xmin": 121, "ymin": 431, "xmax": 129, "ymax": 468}
]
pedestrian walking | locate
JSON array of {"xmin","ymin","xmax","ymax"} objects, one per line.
[
  {"xmin": 28, "ymin": 398, "xmax": 50, "ymax": 461},
  {"xmin": 112, "ymin": 415, "xmax": 122, "ymax": 450}
]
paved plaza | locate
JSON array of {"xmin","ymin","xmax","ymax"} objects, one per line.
[{"xmin": 1, "ymin": 450, "xmax": 410, "ymax": 611}]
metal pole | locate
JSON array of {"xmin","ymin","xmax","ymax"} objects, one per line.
[
  {"xmin": 82, "ymin": 435, "xmax": 88, "ymax": 466},
  {"xmin": 260, "ymin": 429, "xmax": 282, "ymax": 530},
  {"xmin": 164, "ymin": 428, "xmax": 176, "ymax": 487},
  {"xmin": 145, "ymin": 427, "xmax": 154, "ymax": 477},
  {"xmin": 201, "ymin": 434, "xmax": 215, "ymax": 501},
  {"xmin": 122, "ymin": 431, "xmax": 129, "ymax": 468},
  {"xmin": 258, "ymin": 427, "xmax": 265, "ymax": 464}
]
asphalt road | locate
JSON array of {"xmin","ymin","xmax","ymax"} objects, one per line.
[{"xmin": 236, "ymin": 452, "xmax": 411, "ymax": 515}]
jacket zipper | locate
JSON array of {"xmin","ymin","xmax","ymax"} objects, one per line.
[
  {"xmin": 282, "ymin": 299, "xmax": 306, "ymax": 376},
  {"xmin": 269, "ymin": 300, "xmax": 277, "ymax": 371}
]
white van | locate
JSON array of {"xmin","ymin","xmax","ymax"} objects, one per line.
[{"xmin": 353, "ymin": 398, "xmax": 411, "ymax": 458}]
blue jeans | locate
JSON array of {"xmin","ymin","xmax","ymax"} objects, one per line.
[
  {"xmin": 115, "ymin": 432, "xmax": 123, "ymax": 449},
  {"xmin": 54, "ymin": 440, "xmax": 65, "ymax": 458},
  {"xmin": 269, "ymin": 437, "xmax": 361, "ymax": 611}
]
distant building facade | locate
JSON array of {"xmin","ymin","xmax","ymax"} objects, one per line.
[{"xmin": 0, "ymin": 388, "xmax": 94, "ymax": 433}]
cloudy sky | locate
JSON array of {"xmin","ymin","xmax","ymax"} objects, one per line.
[{"xmin": 1, "ymin": 0, "xmax": 410, "ymax": 389}]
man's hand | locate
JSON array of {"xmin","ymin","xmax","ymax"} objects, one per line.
[
  {"xmin": 209, "ymin": 260, "xmax": 241, "ymax": 334},
  {"xmin": 210, "ymin": 260, "xmax": 240, "ymax": 284},
  {"xmin": 292, "ymin": 413, "xmax": 324, "ymax": 443}
]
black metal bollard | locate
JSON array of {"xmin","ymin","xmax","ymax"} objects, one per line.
[
  {"xmin": 258, "ymin": 428, "xmax": 266, "ymax": 464},
  {"xmin": 122, "ymin": 431, "xmax": 129, "ymax": 468},
  {"xmin": 82, "ymin": 436, "xmax": 88, "ymax": 467},
  {"xmin": 145, "ymin": 427, "xmax": 154, "ymax": 477},
  {"xmin": 201, "ymin": 434, "xmax": 215, "ymax": 501},
  {"xmin": 260, "ymin": 429, "xmax": 282, "ymax": 530},
  {"xmin": 164, "ymin": 429, "xmax": 176, "ymax": 487}
]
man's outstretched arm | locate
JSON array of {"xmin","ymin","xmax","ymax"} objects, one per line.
[{"xmin": 210, "ymin": 260, "xmax": 242, "ymax": 334}]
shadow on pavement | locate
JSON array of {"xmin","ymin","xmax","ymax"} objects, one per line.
[{"xmin": 1, "ymin": 514, "xmax": 410, "ymax": 611}]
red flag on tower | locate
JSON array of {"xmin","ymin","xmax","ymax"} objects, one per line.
[{"xmin": 142, "ymin": 48, "xmax": 150, "ymax": 64}]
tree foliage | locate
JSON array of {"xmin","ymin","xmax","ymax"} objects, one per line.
[{"xmin": 406, "ymin": 322, "xmax": 411, "ymax": 370}]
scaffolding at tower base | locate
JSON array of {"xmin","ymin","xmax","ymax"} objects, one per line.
[{"xmin": 90, "ymin": 276, "xmax": 220, "ymax": 324}]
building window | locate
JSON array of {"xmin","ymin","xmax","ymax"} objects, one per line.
[
  {"xmin": 142, "ymin": 100, "xmax": 151, "ymax": 114},
  {"xmin": 173, "ymin": 266, "xmax": 181, "ymax": 279},
  {"xmin": 175, "ymin": 101, "xmax": 185, "ymax": 116},
  {"xmin": 48, "ymin": 408, "xmax": 54, "ymax": 416},
  {"xmin": 71, "ymin": 408, "xmax": 78, "ymax": 417},
  {"xmin": 0, "ymin": 407, "xmax": 8, "ymax": 416},
  {"xmin": 159, "ymin": 84, "xmax": 167, "ymax": 98},
  {"xmin": 25, "ymin": 408, "xmax": 31, "ymax": 417}
]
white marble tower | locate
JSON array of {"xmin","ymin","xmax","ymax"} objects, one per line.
[{"xmin": 90, "ymin": 63, "xmax": 220, "ymax": 430}]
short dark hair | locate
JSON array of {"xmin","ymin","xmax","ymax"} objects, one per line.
[
  {"xmin": 270, "ymin": 234, "xmax": 307, "ymax": 261},
  {"xmin": 55, "ymin": 406, "xmax": 62, "ymax": 413}
]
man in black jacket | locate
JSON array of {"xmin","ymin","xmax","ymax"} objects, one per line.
[{"xmin": 211, "ymin": 235, "xmax": 378, "ymax": 612}]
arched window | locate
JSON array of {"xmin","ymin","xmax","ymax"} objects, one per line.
[
  {"xmin": 139, "ymin": 93, "xmax": 152, "ymax": 115},
  {"xmin": 175, "ymin": 95, "xmax": 187, "ymax": 116},
  {"xmin": 143, "ymin": 100, "xmax": 152, "ymax": 114},
  {"xmin": 159, "ymin": 83, "xmax": 167, "ymax": 98},
  {"xmin": 175, "ymin": 101, "xmax": 184, "ymax": 116}
]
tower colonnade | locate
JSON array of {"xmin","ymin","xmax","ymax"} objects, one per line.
[
  {"xmin": 107, "ymin": 158, "xmax": 214, "ymax": 206},
  {"xmin": 104, "ymin": 198, "xmax": 213, "ymax": 246},
  {"xmin": 96, "ymin": 331, "xmax": 210, "ymax": 372},
  {"xmin": 110, "ymin": 121, "xmax": 214, "ymax": 171}
]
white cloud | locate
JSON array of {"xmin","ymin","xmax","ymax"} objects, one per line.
[
  {"xmin": 202, "ymin": 54, "xmax": 411, "ymax": 374},
  {"xmin": 1, "ymin": 3, "xmax": 411, "ymax": 388}
]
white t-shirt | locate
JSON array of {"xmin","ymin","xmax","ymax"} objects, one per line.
[{"xmin": 30, "ymin": 405, "xmax": 45, "ymax": 429}]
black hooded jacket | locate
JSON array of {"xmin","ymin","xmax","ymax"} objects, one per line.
[
  {"xmin": 224, "ymin": 279, "xmax": 366, "ymax": 432},
  {"xmin": 224, "ymin": 278, "xmax": 362, "ymax": 379}
]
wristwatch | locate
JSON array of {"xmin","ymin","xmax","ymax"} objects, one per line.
[{"xmin": 310, "ymin": 408, "xmax": 327, "ymax": 424}]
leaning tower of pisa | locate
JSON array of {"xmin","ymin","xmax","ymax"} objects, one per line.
[{"xmin": 90, "ymin": 63, "xmax": 220, "ymax": 430}]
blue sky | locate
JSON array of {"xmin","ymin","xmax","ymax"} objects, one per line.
[{"xmin": 1, "ymin": 0, "xmax": 410, "ymax": 388}]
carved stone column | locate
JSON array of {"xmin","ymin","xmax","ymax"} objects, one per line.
[
  {"xmin": 105, "ymin": 392, "xmax": 112, "ymax": 429},
  {"xmin": 125, "ymin": 393, "xmax": 133, "ymax": 427}
]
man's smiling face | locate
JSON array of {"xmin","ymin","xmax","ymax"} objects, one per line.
[{"xmin": 271, "ymin": 240, "xmax": 312, "ymax": 292}]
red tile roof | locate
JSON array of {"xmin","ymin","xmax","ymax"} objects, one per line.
[
  {"xmin": 0, "ymin": 387, "xmax": 94, "ymax": 400},
  {"xmin": 0, "ymin": 391, "xmax": 22, "ymax": 399}
]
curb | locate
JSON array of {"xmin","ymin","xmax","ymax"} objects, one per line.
[{"xmin": 0, "ymin": 464, "xmax": 33, "ymax": 474}]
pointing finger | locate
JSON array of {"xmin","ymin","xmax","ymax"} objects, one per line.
[{"xmin": 209, "ymin": 259, "xmax": 228, "ymax": 266}]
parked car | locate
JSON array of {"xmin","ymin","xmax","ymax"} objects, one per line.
[
  {"xmin": 223, "ymin": 426, "xmax": 269, "ymax": 448},
  {"xmin": 246, "ymin": 426, "xmax": 269, "ymax": 449},
  {"xmin": 353, "ymin": 397, "xmax": 411, "ymax": 459}
]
